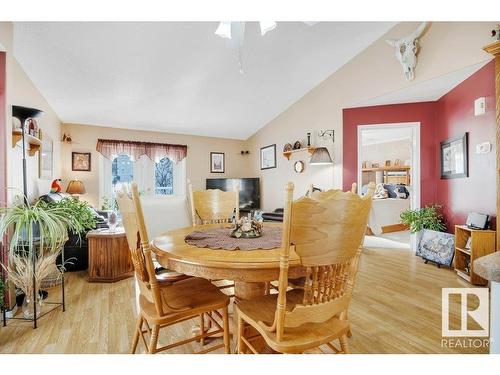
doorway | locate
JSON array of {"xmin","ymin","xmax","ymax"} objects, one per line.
[{"xmin": 357, "ymin": 122, "xmax": 420, "ymax": 248}]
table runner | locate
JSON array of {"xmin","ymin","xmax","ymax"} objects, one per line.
[{"xmin": 185, "ymin": 226, "xmax": 282, "ymax": 251}]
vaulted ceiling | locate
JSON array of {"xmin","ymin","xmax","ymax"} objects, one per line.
[{"xmin": 13, "ymin": 22, "xmax": 396, "ymax": 139}]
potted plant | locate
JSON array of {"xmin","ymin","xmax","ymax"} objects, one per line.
[
  {"xmin": 0, "ymin": 197, "xmax": 83, "ymax": 319},
  {"xmin": 42, "ymin": 198, "xmax": 97, "ymax": 271},
  {"xmin": 400, "ymin": 205, "xmax": 454, "ymax": 267}
]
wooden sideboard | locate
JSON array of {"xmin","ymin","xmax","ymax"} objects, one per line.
[{"xmin": 86, "ymin": 229, "xmax": 133, "ymax": 283}]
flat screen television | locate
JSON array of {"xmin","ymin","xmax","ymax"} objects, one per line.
[{"xmin": 206, "ymin": 178, "xmax": 260, "ymax": 211}]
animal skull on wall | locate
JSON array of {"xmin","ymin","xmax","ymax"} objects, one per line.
[{"xmin": 386, "ymin": 22, "xmax": 428, "ymax": 81}]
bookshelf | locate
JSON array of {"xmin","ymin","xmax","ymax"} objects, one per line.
[{"xmin": 454, "ymin": 225, "xmax": 496, "ymax": 285}]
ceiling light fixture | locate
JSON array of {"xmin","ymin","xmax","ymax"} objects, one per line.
[
  {"xmin": 215, "ymin": 21, "xmax": 317, "ymax": 74},
  {"xmin": 215, "ymin": 21, "xmax": 277, "ymax": 74}
]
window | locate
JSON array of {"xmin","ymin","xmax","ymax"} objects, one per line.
[
  {"xmin": 111, "ymin": 154, "xmax": 133, "ymax": 190},
  {"xmin": 100, "ymin": 153, "xmax": 186, "ymax": 207},
  {"xmin": 155, "ymin": 157, "xmax": 173, "ymax": 195}
]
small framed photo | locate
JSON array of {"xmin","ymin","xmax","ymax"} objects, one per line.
[
  {"xmin": 260, "ymin": 144, "xmax": 277, "ymax": 170},
  {"xmin": 72, "ymin": 152, "xmax": 91, "ymax": 172},
  {"xmin": 385, "ymin": 160, "xmax": 391, "ymax": 167},
  {"xmin": 440, "ymin": 133, "xmax": 468, "ymax": 179},
  {"xmin": 210, "ymin": 152, "xmax": 225, "ymax": 173}
]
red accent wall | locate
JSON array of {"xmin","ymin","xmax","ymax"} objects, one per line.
[
  {"xmin": 435, "ymin": 61, "xmax": 496, "ymax": 230},
  {"xmin": 342, "ymin": 101, "xmax": 438, "ymax": 206},
  {"xmin": 342, "ymin": 61, "xmax": 496, "ymax": 232}
]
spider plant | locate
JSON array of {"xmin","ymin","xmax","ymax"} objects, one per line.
[
  {"xmin": 400, "ymin": 204, "xmax": 446, "ymax": 233},
  {"xmin": 0, "ymin": 197, "xmax": 84, "ymax": 312}
]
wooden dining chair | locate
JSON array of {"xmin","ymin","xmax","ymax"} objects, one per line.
[
  {"xmin": 285, "ymin": 182, "xmax": 360, "ymax": 291},
  {"xmin": 188, "ymin": 181, "xmax": 239, "ymax": 225},
  {"xmin": 188, "ymin": 181, "xmax": 238, "ymax": 294},
  {"xmin": 235, "ymin": 181, "xmax": 375, "ymax": 354},
  {"xmin": 116, "ymin": 183, "xmax": 231, "ymax": 354},
  {"xmin": 307, "ymin": 182, "xmax": 357, "ymax": 196}
]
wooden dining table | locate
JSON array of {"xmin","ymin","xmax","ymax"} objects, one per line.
[{"xmin": 151, "ymin": 222, "xmax": 305, "ymax": 302}]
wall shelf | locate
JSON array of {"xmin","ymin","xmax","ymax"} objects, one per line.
[
  {"xmin": 283, "ymin": 147, "xmax": 315, "ymax": 160},
  {"xmin": 12, "ymin": 129, "xmax": 42, "ymax": 156}
]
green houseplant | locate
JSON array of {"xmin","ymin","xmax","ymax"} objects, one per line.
[
  {"xmin": 40, "ymin": 197, "xmax": 97, "ymax": 271},
  {"xmin": 400, "ymin": 205, "xmax": 446, "ymax": 233},
  {"xmin": 42, "ymin": 198, "xmax": 97, "ymax": 234},
  {"xmin": 0, "ymin": 197, "xmax": 83, "ymax": 318}
]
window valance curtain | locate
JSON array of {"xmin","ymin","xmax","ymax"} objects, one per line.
[{"xmin": 96, "ymin": 139, "xmax": 187, "ymax": 163}]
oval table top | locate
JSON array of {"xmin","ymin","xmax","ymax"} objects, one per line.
[{"xmin": 151, "ymin": 223, "xmax": 303, "ymax": 284}]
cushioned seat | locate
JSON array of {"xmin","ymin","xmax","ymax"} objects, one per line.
[{"xmin": 237, "ymin": 289, "xmax": 350, "ymax": 353}]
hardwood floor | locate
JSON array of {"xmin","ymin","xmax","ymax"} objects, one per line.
[{"xmin": 0, "ymin": 244, "xmax": 488, "ymax": 354}]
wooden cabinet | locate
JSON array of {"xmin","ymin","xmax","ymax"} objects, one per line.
[
  {"xmin": 87, "ymin": 229, "xmax": 133, "ymax": 283},
  {"xmin": 454, "ymin": 225, "xmax": 496, "ymax": 285}
]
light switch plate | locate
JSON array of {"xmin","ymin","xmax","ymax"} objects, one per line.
[
  {"xmin": 476, "ymin": 141, "xmax": 492, "ymax": 154},
  {"xmin": 474, "ymin": 97, "xmax": 486, "ymax": 116}
]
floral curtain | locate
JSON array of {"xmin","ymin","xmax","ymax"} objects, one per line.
[{"xmin": 96, "ymin": 139, "xmax": 187, "ymax": 163}]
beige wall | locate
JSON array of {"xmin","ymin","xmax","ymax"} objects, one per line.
[
  {"xmin": 247, "ymin": 22, "xmax": 496, "ymax": 211},
  {"xmin": 362, "ymin": 139, "xmax": 411, "ymax": 167},
  {"xmin": 61, "ymin": 123, "xmax": 251, "ymax": 207},
  {"xmin": 0, "ymin": 22, "xmax": 62, "ymax": 203}
]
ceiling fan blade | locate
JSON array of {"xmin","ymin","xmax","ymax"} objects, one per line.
[
  {"xmin": 259, "ymin": 21, "xmax": 277, "ymax": 36},
  {"xmin": 215, "ymin": 21, "xmax": 232, "ymax": 39}
]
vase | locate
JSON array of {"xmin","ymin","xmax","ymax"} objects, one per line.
[
  {"xmin": 22, "ymin": 292, "xmax": 42, "ymax": 320},
  {"xmin": 108, "ymin": 211, "xmax": 118, "ymax": 232}
]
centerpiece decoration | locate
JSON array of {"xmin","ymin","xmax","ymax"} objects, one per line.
[{"xmin": 230, "ymin": 211, "xmax": 263, "ymax": 238}]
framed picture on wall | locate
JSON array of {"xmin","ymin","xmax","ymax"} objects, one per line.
[
  {"xmin": 72, "ymin": 152, "xmax": 92, "ymax": 172},
  {"xmin": 440, "ymin": 133, "xmax": 468, "ymax": 179},
  {"xmin": 260, "ymin": 144, "xmax": 277, "ymax": 170},
  {"xmin": 210, "ymin": 152, "xmax": 225, "ymax": 173},
  {"xmin": 39, "ymin": 130, "xmax": 53, "ymax": 179}
]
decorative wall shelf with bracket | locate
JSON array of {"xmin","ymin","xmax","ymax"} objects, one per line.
[
  {"xmin": 283, "ymin": 147, "xmax": 315, "ymax": 160},
  {"xmin": 12, "ymin": 129, "xmax": 42, "ymax": 156}
]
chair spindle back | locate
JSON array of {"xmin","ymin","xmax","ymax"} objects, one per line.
[
  {"xmin": 272, "ymin": 182, "xmax": 375, "ymax": 340},
  {"xmin": 116, "ymin": 183, "xmax": 165, "ymax": 316}
]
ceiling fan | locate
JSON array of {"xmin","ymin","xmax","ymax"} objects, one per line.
[{"xmin": 214, "ymin": 21, "xmax": 317, "ymax": 74}]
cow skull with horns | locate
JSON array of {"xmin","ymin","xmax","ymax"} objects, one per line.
[{"xmin": 386, "ymin": 22, "xmax": 428, "ymax": 81}]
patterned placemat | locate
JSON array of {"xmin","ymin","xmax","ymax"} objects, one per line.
[{"xmin": 185, "ymin": 226, "xmax": 282, "ymax": 251}]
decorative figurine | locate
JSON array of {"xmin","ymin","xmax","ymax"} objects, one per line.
[
  {"xmin": 492, "ymin": 24, "xmax": 500, "ymax": 41},
  {"xmin": 50, "ymin": 178, "xmax": 62, "ymax": 193}
]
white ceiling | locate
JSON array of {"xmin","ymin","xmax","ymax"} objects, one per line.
[
  {"xmin": 13, "ymin": 22, "xmax": 396, "ymax": 140},
  {"xmin": 361, "ymin": 127, "xmax": 412, "ymax": 146},
  {"xmin": 351, "ymin": 60, "xmax": 489, "ymax": 108}
]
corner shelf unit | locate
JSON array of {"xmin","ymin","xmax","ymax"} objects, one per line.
[
  {"xmin": 454, "ymin": 225, "xmax": 496, "ymax": 285},
  {"xmin": 12, "ymin": 129, "xmax": 42, "ymax": 156},
  {"xmin": 283, "ymin": 147, "xmax": 315, "ymax": 160}
]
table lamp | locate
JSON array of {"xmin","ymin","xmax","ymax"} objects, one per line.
[{"xmin": 66, "ymin": 179, "xmax": 86, "ymax": 198}]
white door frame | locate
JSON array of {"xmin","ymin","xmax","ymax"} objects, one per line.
[{"xmin": 357, "ymin": 122, "xmax": 421, "ymax": 211}]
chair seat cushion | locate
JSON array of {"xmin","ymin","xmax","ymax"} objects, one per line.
[
  {"xmin": 140, "ymin": 277, "xmax": 229, "ymax": 323},
  {"xmin": 236, "ymin": 289, "xmax": 350, "ymax": 353},
  {"xmin": 153, "ymin": 259, "xmax": 191, "ymax": 285},
  {"xmin": 155, "ymin": 267, "xmax": 192, "ymax": 285}
]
